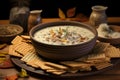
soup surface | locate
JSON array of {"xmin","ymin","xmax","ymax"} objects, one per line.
[{"xmin": 34, "ymin": 25, "xmax": 95, "ymax": 45}]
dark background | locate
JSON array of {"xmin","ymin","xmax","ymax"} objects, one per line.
[{"xmin": 0, "ymin": 0, "xmax": 120, "ymax": 19}]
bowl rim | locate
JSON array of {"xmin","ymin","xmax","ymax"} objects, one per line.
[
  {"xmin": 0, "ymin": 24, "xmax": 23, "ymax": 37},
  {"xmin": 29, "ymin": 21, "xmax": 98, "ymax": 47}
]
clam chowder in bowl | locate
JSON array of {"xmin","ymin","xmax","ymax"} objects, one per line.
[
  {"xmin": 29, "ymin": 21, "xmax": 98, "ymax": 61},
  {"xmin": 34, "ymin": 25, "xmax": 95, "ymax": 45}
]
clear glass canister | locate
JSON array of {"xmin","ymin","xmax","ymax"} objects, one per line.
[
  {"xmin": 89, "ymin": 5, "xmax": 108, "ymax": 28},
  {"xmin": 9, "ymin": 6, "xmax": 30, "ymax": 33}
]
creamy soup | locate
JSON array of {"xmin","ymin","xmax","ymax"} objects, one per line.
[{"xmin": 33, "ymin": 25, "xmax": 95, "ymax": 45}]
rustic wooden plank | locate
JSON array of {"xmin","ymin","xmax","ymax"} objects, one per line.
[{"xmin": 0, "ymin": 17, "xmax": 120, "ymax": 25}]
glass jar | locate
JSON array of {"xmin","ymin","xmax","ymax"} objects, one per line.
[
  {"xmin": 9, "ymin": 6, "xmax": 30, "ymax": 33},
  {"xmin": 89, "ymin": 5, "xmax": 108, "ymax": 28},
  {"xmin": 28, "ymin": 10, "xmax": 42, "ymax": 33}
]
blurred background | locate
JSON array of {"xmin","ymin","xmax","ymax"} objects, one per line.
[{"xmin": 0, "ymin": 0, "xmax": 120, "ymax": 19}]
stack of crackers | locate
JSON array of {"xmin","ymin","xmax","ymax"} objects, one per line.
[{"xmin": 8, "ymin": 35, "xmax": 120, "ymax": 75}]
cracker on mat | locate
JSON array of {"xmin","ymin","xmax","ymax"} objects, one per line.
[
  {"xmin": 60, "ymin": 61, "xmax": 92, "ymax": 71},
  {"xmin": 14, "ymin": 42, "xmax": 34, "ymax": 56},
  {"xmin": 8, "ymin": 45, "xmax": 23, "ymax": 57},
  {"xmin": 40, "ymin": 61, "xmax": 67, "ymax": 75},
  {"xmin": 11, "ymin": 36, "xmax": 23, "ymax": 44},
  {"xmin": 75, "ymin": 52, "xmax": 107, "ymax": 62},
  {"xmin": 61, "ymin": 61, "xmax": 91, "ymax": 68},
  {"xmin": 20, "ymin": 35, "xmax": 30, "ymax": 40},
  {"xmin": 21, "ymin": 51, "xmax": 36, "ymax": 62},
  {"xmin": 45, "ymin": 62, "xmax": 68, "ymax": 70},
  {"xmin": 105, "ymin": 46, "xmax": 120, "ymax": 58},
  {"xmin": 21, "ymin": 52, "xmax": 44, "ymax": 68},
  {"xmin": 36, "ymin": 61, "xmax": 55, "ymax": 70},
  {"xmin": 46, "ymin": 69, "xmax": 66, "ymax": 75},
  {"xmin": 80, "ymin": 58, "xmax": 110, "ymax": 64},
  {"xmin": 26, "ymin": 60, "xmax": 39, "ymax": 68},
  {"xmin": 94, "ymin": 62, "xmax": 113, "ymax": 70},
  {"xmin": 87, "ymin": 52, "xmax": 106, "ymax": 60}
]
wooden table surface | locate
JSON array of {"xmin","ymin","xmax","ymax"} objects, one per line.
[
  {"xmin": 0, "ymin": 17, "xmax": 120, "ymax": 24},
  {"xmin": 0, "ymin": 17, "xmax": 120, "ymax": 80}
]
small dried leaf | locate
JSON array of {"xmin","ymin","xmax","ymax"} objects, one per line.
[
  {"xmin": 58, "ymin": 8, "xmax": 66, "ymax": 19},
  {"xmin": 19, "ymin": 68, "xmax": 28, "ymax": 77},
  {"xmin": 66, "ymin": 7, "xmax": 76, "ymax": 18}
]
